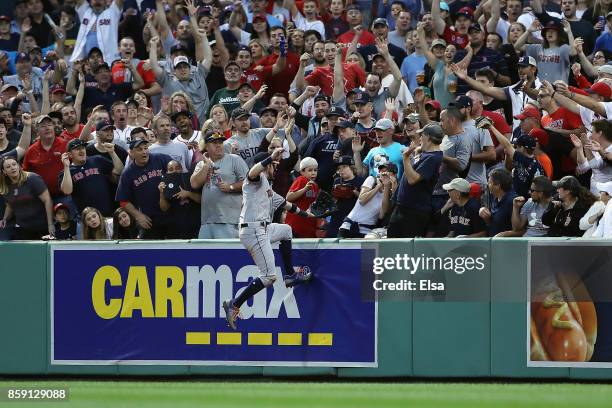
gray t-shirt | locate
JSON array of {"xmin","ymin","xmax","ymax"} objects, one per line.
[
  {"xmin": 520, "ymin": 198, "xmax": 549, "ymax": 237},
  {"xmin": 149, "ymin": 140, "xmax": 191, "ymax": 172},
  {"xmin": 156, "ymin": 63, "xmax": 210, "ymax": 125},
  {"xmin": 223, "ymin": 128, "xmax": 271, "ymax": 168},
  {"xmin": 525, "ymin": 44, "xmax": 570, "ymax": 84},
  {"xmin": 463, "ymin": 119, "xmax": 493, "ymax": 186},
  {"xmin": 194, "ymin": 153, "xmax": 248, "ymax": 225},
  {"xmin": 434, "ymin": 132, "xmax": 472, "ymax": 195}
]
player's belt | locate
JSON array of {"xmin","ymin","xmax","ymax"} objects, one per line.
[{"xmin": 239, "ymin": 222, "xmax": 269, "ymax": 228}]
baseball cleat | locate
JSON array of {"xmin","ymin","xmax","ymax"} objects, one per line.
[
  {"xmin": 284, "ymin": 266, "xmax": 313, "ymax": 288},
  {"xmin": 222, "ymin": 299, "xmax": 240, "ymax": 330}
]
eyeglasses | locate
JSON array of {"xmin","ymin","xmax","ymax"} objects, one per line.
[
  {"xmin": 529, "ymin": 188, "xmax": 542, "ymax": 193},
  {"xmin": 595, "ymin": 54, "xmax": 606, "ymax": 59}
]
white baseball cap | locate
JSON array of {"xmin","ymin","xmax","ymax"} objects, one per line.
[
  {"xmin": 443, "ymin": 178, "xmax": 471, "ymax": 193},
  {"xmin": 173, "ymin": 56, "xmax": 190, "ymax": 68},
  {"xmin": 596, "ymin": 181, "xmax": 612, "ymax": 195}
]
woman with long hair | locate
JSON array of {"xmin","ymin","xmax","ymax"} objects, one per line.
[
  {"xmin": 208, "ymin": 104, "xmax": 232, "ymax": 138},
  {"xmin": 542, "ymin": 175, "xmax": 596, "ymax": 236},
  {"xmin": 289, "ymin": 29, "xmax": 305, "ymax": 55},
  {"xmin": 515, "ymin": 20, "xmax": 576, "ymax": 83},
  {"xmin": 112, "ymin": 207, "xmax": 139, "ymax": 239},
  {"xmin": 417, "ymin": 23, "xmax": 472, "ymax": 108},
  {"xmin": 0, "ymin": 156, "xmax": 54, "ymax": 239},
  {"xmin": 250, "ymin": 14, "xmax": 271, "ymax": 51},
  {"xmin": 500, "ymin": 22, "xmax": 527, "ymax": 84},
  {"xmin": 248, "ymin": 38, "xmax": 268, "ymax": 61},
  {"xmin": 582, "ymin": 0, "xmax": 612, "ymax": 25},
  {"xmin": 168, "ymin": 91, "xmax": 200, "ymax": 130},
  {"xmin": 81, "ymin": 207, "xmax": 110, "ymax": 240}
]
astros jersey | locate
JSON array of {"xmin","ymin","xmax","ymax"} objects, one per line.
[{"xmin": 240, "ymin": 174, "xmax": 285, "ymax": 224}]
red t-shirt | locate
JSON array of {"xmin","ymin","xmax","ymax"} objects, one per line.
[
  {"xmin": 482, "ymin": 110, "xmax": 511, "ymax": 148},
  {"xmin": 285, "ymin": 175, "xmax": 319, "ymax": 238},
  {"xmin": 257, "ymin": 51, "xmax": 300, "ymax": 97},
  {"xmin": 442, "ymin": 26, "xmax": 469, "ymax": 49},
  {"xmin": 111, "ymin": 60, "xmax": 156, "ymax": 86},
  {"xmin": 241, "ymin": 65, "xmax": 272, "ymax": 91},
  {"xmin": 60, "ymin": 124, "xmax": 85, "ymax": 141},
  {"xmin": 22, "ymin": 136, "xmax": 68, "ymax": 197},
  {"xmin": 305, "ymin": 63, "xmax": 366, "ymax": 96},
  {"xmin": 336, "ymin": 30, "xmax": 377, "ymax": 48},
  {"xmin": 541, "ymin": 107, "xmax": 583, "ymax": 130}
]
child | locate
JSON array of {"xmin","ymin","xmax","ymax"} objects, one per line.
[
  {"xmin": 53, "ymin": 203, "xmax": 77, "ymax": 240},
  {"xmin": 286, "ymin": 157, "xmax": 320, "ymax": 237},
  {"xmin": 82, "ymin": 207, "xmax": 111, "ymax": 240},
  {"xmin": 112, "ymin": 207, "xmax": 139, "ymax": 239},
  {"xmin": 328, "ymin": 156, "xmax": 364, "ymax": 237}
]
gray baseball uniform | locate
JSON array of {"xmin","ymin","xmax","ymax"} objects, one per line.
[
  {"xmin": 224, "ymin": 129, "xmax": 271, "ymax": 167},
  {"xmin": 239, "ymin": 172, "xmax": 291, "ymax": 287}
]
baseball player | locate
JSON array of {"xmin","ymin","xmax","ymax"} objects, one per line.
[{"xmin": 223, "ymin": 148, "xmax": 315, "ymax": 330}]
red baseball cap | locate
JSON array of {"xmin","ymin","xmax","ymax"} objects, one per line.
[
  {"xmin": 425, "ymin": 100, "xmax": 442, "ymax": 111},
  {"xmin": 469, "ymin": 182, "xmax": 481, "ymax": 199},
  {"xmin": 514, "ymin": 106, "xmax": 542, "ymax": 120},
  {"xmin": 253, "ymin": 13, "xmax": 267, "ymax": 22},
  {"xmin": 586, "ymin": 82, "xmax": 612, "ymax": 99},
  {"xmin": 529, "ymin": 128, "xmax": 549, "ymax": 147}
]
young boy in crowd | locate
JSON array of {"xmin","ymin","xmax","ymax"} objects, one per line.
[
  {"xmin": 328, "ymin": 156, "xmax": 364, "ymax": 238},
  {"xmin": 53, "ymin": 203, "xmax": 77, "ymax": 240},
  {"xmin": 286, "ymin": 157, "xmax": 320, "ymax": 238}
]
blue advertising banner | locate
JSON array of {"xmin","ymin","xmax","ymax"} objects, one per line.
[{"xmin": 51, "ymin": 243, "xmax": 377, "ymax": 367}]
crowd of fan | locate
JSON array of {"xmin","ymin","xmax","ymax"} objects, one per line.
[{"xmin": 0, "ymin": 0, "xmax": 611, "ymax": 241}]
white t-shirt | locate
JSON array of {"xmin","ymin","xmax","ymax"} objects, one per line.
[
  {"xmin": 344, "ymin": 176, "xmax": 383, "ymax": 234},
  {"xmin": 220, "ymin": 24, "xmax": 251, "ymax": 46},
  {"xmin": 504, "ymin": 79, "xmax": 542, "ymax": 130},
  {"xmin": 579, "ymin": 102, "xmax": 612, "ymax": 132}
]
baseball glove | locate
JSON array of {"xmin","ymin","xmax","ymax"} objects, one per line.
[
  {"xmin": 308, "ymin": 190, "xmax": 338, "ymax": 218},
  {"xmin": 475, "ymin": 116, "xmax": 494, "ymax": 130},
  {"xmin": 332, "ymin": 183, "xmax": 356, "ymax": 199}
]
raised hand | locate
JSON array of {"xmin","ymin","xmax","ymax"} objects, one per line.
[
  {"xmin": 61, "ymin": 152, "xmax": 71, "ymax": 167},
  {"xmin": 571, "ymin": 62, "xmax": 581, "ymax": 77},
  {"xmin": 450, "ymin": 63, "xmax": 468, "ymax": 80},
  {"xmin": 569, "ymin": 133, "xmax": 582, "ymax": 148},
  {"xmin": 384, "ymin": 97, "xmax": 396, "ymax": 111},
  {"xmin": 528, "ymin": 19, "xmax": 542, "ymax": 33},
  {"xmin": 352, "ymin": 134, "xmax": 364, "ymax": 153},
  {"xmin": 271, "ymin": 146, "xmax": 284, "ymax": 160},
  {"xmin": 185, "ymin": 0, "xmax": 198, "ymax": 16},
  {"xmin": 255, "ymin": 84, "xmax": 268, "ymax": 99},
  {"xmin": 300, "ymin": 52, "xmax": 311, "ymax": 67},
  {"xmin": 21, "ymin": 17, "xmax": 31, "ymax": 33},
  {"xmin": 21, "ymin": 112, "xmax": 32, "ymax": 126},
  {"xmin": 574, "ymin": 37, "xmax": 584, "ymax": 54},
  {"xmin": 22, "ymin": 74, "xmax": 32, "ymax": 92},
  {"xmin": 375, "ymin": 36, "xmax": 389, "ymax": 57}
]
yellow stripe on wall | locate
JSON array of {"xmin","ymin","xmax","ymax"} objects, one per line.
[
  {"xmin": 217, "ymin": 332, "xmax": 242, "ymax": 345},
  {"xmin": 277, "ymin": 333, "xmax": 303, "ymax": 346},
  {"xmin": 185, "ymin": 332, "xmax": 211, "ymax": 345},
  {"xmin": 248, "ymin": 332, "xmax": 273, "ymax": 345},
  {"xmin": 308, "ymin": 333, "xmax": 333, "ymax": 346}
]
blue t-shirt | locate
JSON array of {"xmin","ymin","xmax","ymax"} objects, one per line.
[
  {"xmin": 396, "ymin": 150, "xmax": 443, "ymax": 211},
  {"xmin": 488, "ymin": 190, "xmax": 517, "ymax": 236},
  {"xmin": 512, "ymin": 151, "xmax": 545, "ymax": 199},
  {"xmin": 401, "ymin": 53, "xmax": 427, "ymax": 93},
  {"xmin": 363, "ymin": 142, "xmax": 406, "ymax": 180},
  {"xmin": 304, "ymin": 132, "xmax": 339, "ymax": 192},
  {"xmin": 58, "ymin": 156, "xmax": 115, "ymax": 217},
  {"xmin": 115, "ymin": 153, "xmax": 173, "ymax": 217}
]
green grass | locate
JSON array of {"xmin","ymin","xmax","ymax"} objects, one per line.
[{"xmin": 1, "ymin": 380, "xmax": 612, "ymax": 408}]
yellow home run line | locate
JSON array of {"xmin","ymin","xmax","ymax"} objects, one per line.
[{"xmin": 185, "ymin": 332, "xmax": 333, "ymax": 346}]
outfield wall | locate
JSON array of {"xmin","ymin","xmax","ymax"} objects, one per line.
[{"xmin": 1, "ymin": 238, "xmax": 611, "ymax": 379}]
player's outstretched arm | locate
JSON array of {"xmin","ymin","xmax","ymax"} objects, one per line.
[{"xmin": 248, "ymin": 147, "xmax": 284, "ymax": 181}]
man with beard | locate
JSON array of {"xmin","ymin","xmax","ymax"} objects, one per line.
[
  {"xmin": 453, "ymin": 23, "xmax": 511, "ymax": 95},
  {"xmin": 296, "ymin": 41, "xmax": 366, "ymax": 98},
  {"xmin": 208, "ymin": 61, "xmax": 243, "ymax": 116},
  {"xmin": 86, "ymin": 120, "xmax": 129, "ymax": 165},
  {"xmin": 59, "ymin": 138, "xmax": 124, "ymax": 217},
  {"xmin": 236, "ymin": 45, "xmax": 285, "ymax": 92},
  {"xmin": 82, "ymin": 62, "xmax": 138, "ymax": 114},
  {"xmin": 451, "ymin": 56, "xmax": 542, "ymax": 132},
  {"xmin": 48, "ymin": 112, "xmax": 64, "ymax": 139},
  {"xmin": 22, "ymin": 115, "xmax": 68, "ymax": 198},
  {"xmin": 432, "ymin": 0, "xmax": 471, "ymax": 49},
  {"xmin": 70, "ymin": 0, "xmax": 124, "ymax": 64},
  {"xmin": 59, "ymin": 104, "xmax": 85, "ymax": 141},
  {"xmin": 288, "ymin": 40, "xmax": 326, "ymax": 113},
  {"xmin": 357, "ymin": 18, "xmax": 407, "ymax": 72},
  {"xmin": 224, "ymin": 108, "xmax": 275, "ymax": 167}
]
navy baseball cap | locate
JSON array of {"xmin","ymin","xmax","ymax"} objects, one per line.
[
  {"xmin": 337, "ymin": 120, "xmax": 355, "ymax": 129},
  {"xmin": 170, "ymin": 43, "xmax": 188, "ymax": 54},
  {"xmin": 514, "ymin": 134, "xmax": 537, "ymax": 149},
  {"xmin": 450, "ymin": 95, "xmax": 473, "ymax": 109},
  {"xmin": 259, "ymin": 106, "xmax": 278, "ymax": 116},
  {"xmin": 204, "ymin": 130, "xmax": 225, "ymax": 143},
  {"xmin": 95, "ymin": 120, "xmax": 115, "ymax": 131},
  {"xmin": 87, "ymin": 47, "xmax": 102, "ymax": 57},
  {"xmin": 15, "ymin": 52, "xmax": 30, "ymax": 63},
  {"xmin": 67, "ymin": 138, "xmax": 88, "ymax": 151},
  {"xmin": 353, "ymin": 91, "xmax": 371, "ymax": 105},
  {"xmin": 335, "ymin": 155, "xmax": 354, "ymax": 166},
  {"xmin": 171, "ymin": 110, "xmax": 193, "ymax": 121},
  {"xmin": 128, "ymin": 139, "xmax": 148, "ymax": 149},
  {"xmin": 94, "ymin": 62, "xmax": 111, "ymax": 73},
  {"xmin": 517, "ymin": 56, "xmax": 537, "ymax": 67},
  {"xmin": 326, "ymin": 106, "xmax": 346, "ymax": 118},
  {"xmin": 314, "ymin": 94, "xmax": 331, "ymax": 104}
]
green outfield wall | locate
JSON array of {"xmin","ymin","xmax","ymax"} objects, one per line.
[{"xmin": 0, "ymin": 239, "xmax": 611, "ymax": 379}]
